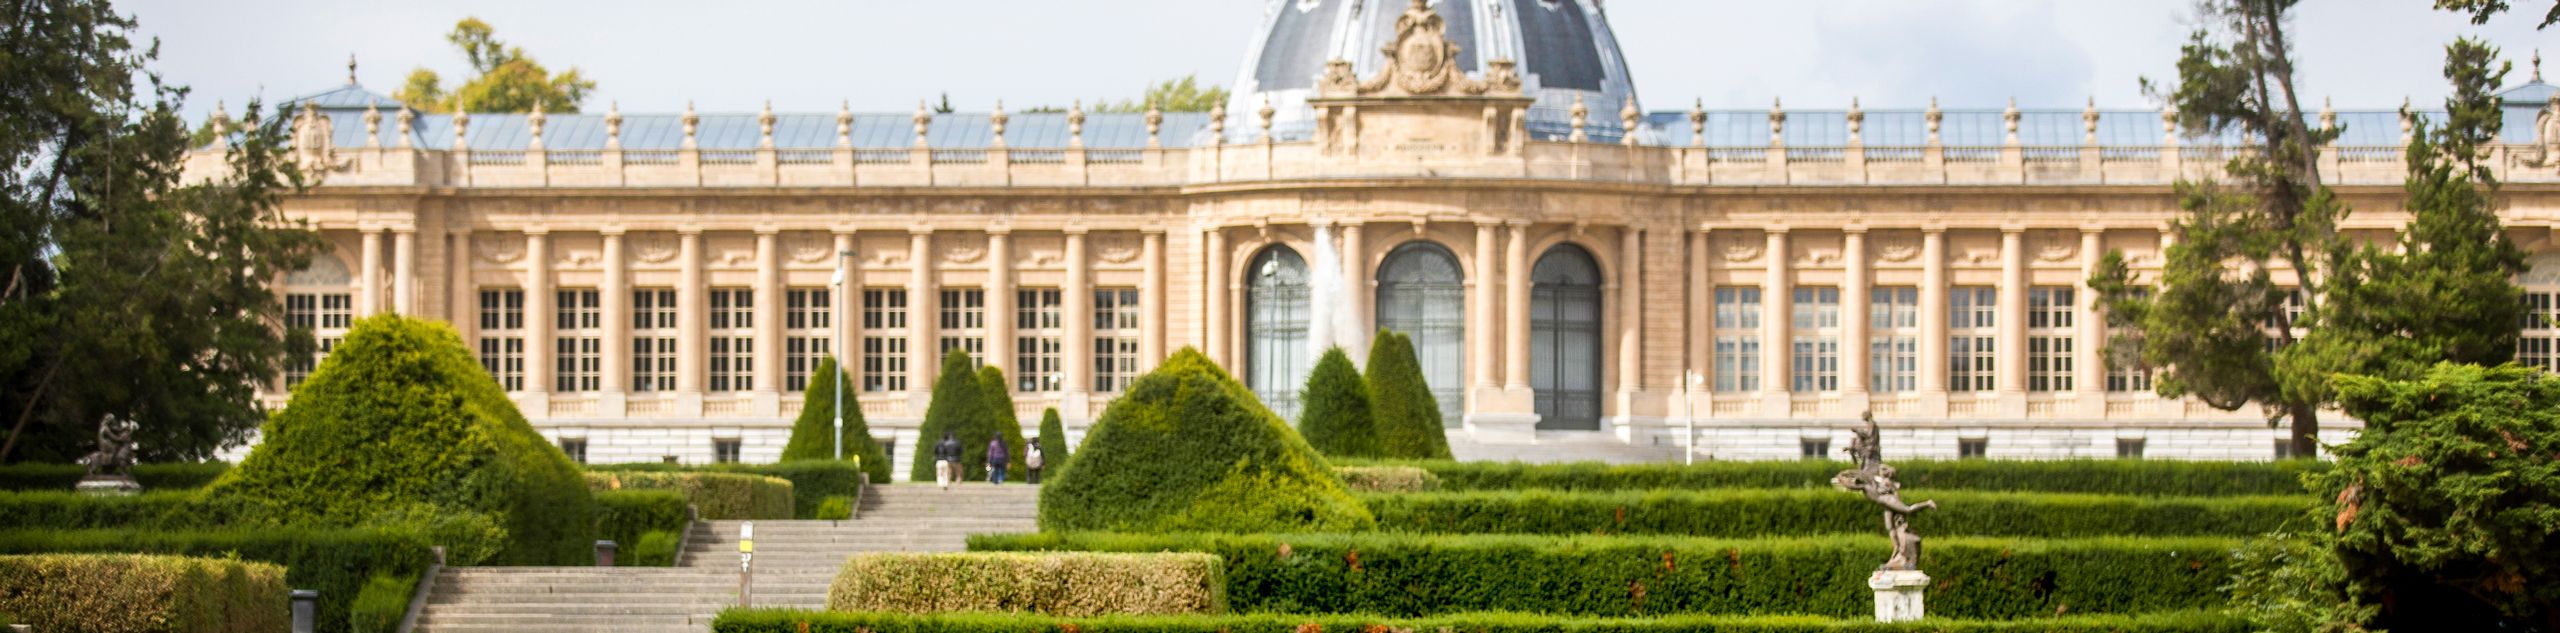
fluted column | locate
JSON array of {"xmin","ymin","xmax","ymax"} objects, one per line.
[
  {"xmin": 676, "ymin": 229, "xmax": 705, "ymax": 414},
  {"xmin": 1205, "ymin": 227, "xmax": 1229, "ymax": 367},
  {"xmin": 392, "ymin": 228, "xmax": 417, "ymax": 314},
  {"xmin": 1064, "ymin": 229, "xmax": 1093, "ymax": 408},
  {"xmin": 753, "ymin": 229, "xmax": 782, "ymax": 415},
  {"xmin": 1615, "ymin": 226, "xmax": 1643, "ymax": 416},
  {"xmin": 450, "ymin": 229, "xmax": 475, "ymax": 341},
  {"xmin": 2076, "ymin": 228, "xmax": 2107, "ymax": 414},
  {"xmin": 1918, "ymin": 228, "xmax": 1947, "ymax": 415},
  {"xmin": 834, "ymin": 231, "xmax": 858, "ymax": 382},
  {"xmin": 1841, "ymin": 228, "xmax": 1870, "ymax": 410},
  {"xmin": 1472, "ymin": 222, "xmax": 1500, "ymax": 395},
  {"xmin": 601, "ymin": 229, "xmax": 628, "ymax": 413},
  {"xmin": 1503, "ymin": 222, "xmax": 1532, "ymax": 393},
  {"xmin": 359, "ymin": 228, "xmax": 384, "ymax": 317},
  {"xmin": 1341, "ymin": 222, "xmax": 1369, "ymax": 359},
  {"xmin": 1997, "ymin": 227, "xmax": 2027, "ymax": 416},
  {"xmin": 1687, "ymin": 229, "xmax": 1710, "ymax": 400},
  {"xmin": 524, "ymin": 229, "xmax": 553, "ymax": 413},
  {"xmin": 908, "ymin": 229, "xmax": 937, "ymax": 406},
  {"xmin": 1140, "ymin": 230, "xmax": 1166, "ymax": 372},
  {"xmin": 1763, "ymin": 228, "xmax": 1792, "ymax": 414},
  {"xmin": 987, "ymin": 230, "xmax": 1016, "ymax": 380}
]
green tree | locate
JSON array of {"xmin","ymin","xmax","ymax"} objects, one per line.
[
  {"xmin": 393, "ymin": 18, "xmax": 596, "ymax": 114},
  {"xmin": 0, "ymin": 0, "xmax": 328, "ymax": 463},
  {"xmin": 1368, "ymin": 331, "xmax": 1453, "ymax": 460},
  {"xmin": 2439, "ymin": 0, "xmax": 2560, "ymax": 27},
  {"xmin": 2099, "ymin": 0, "xmax": 2346, "ymax": 457},
  {"xmin": 778, "ymin": 357, "xmax": 890, "ymax": 484},
  {"xmin": 977, "ymin": 364, "xmax": 1029, "ymax": 480},
  {"xmin": 1296, "ymin": 346, "xmax": 1380, "ymax": 459},
  {"xmin": 1095, "ymin": 75, "xmax": 1229, "ymax": 113},
  {"xmin": 910, "ymin": 349, "xmax": 993, "ymax": 482},
  {"xmin": 1039, "ymin": 347, "xmax": 1372, "ymax": 533},
  {"xmin": 1036, "ymin": 406, "xmax": 1070, "ymax": 477}
]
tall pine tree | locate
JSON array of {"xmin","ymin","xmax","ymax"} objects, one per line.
[
  {"xmin": 779, "ymin": 357, "xmax": 890, "ymax": 484},
  {"xmin": 909, "ymin": 349, "xmax": 993, "ymax": 482},
  {"xmin": 1296, "ymin": 346, "xmax": 1380, "ymax": 458}
]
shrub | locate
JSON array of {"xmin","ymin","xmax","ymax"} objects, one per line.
[
  {"xmin": 588, "ymin": 461, "xmax": 862, "ymax": 520},
  {"xmin": 711, "ymin": 608, "xmax": 2257, "ymax": 633},
  {"xmin": 0, "ymin": 554, "xmax": 287, "ymax": 633},
  {"xmin": 0, "ymin": 490, "xmax": 223, "ymax": 530},
  {"xmin": 586, "ymin": 471, "xmax": 792, "ymax": 520},
  {"xmin": 1037, "ymin": 407, "xmax": 1071, "ymax": 477},
  {"xmin": 204, "ymin": 315, "xmax": 592, "ymax": 565},
  {"xmin": 828, "ymin": 552, "xmax": 1226, "ymax": 616},
  {"xmin": 1335, "ymin": 466, "xmax": 1438, "ymax": 493},
  {"xmin": 911, "ymin": 349, "xmax": 996, "ymax": 482},
  {"xmin": 1363, "ymin": 489, "xmax": 2311, "ymax": 538},
  {"xmin": 593, "ymin": 489, "xmax": 689, "ymax": 563},
  {"xmin": 778, "ymin": 357, "xmax": 892, "ymax": 485},
  {"xmin": 973, "ymin": 532, "xmax": 2238, "ymax": 619},
  {"xmin": 631, "ymin": 530, "xmax": 681, "ymax": 566},
  {"xmin": 1365, "ymin": 332, "xmax": 1451, "ymax": 460},
  {"xmin": 0, "ymin": 463, "xmax": 231, "ymax": 491},
  {"xmin": 1296, "ymin": 347, "xmax": 1380, "ymax": 459},
  {"xmin": 815, "ymin": 496, "xmax": 853, "ymax": 520},
  {"xmin": 1040, "ymin": 348, "xmax": 1373, "ymax": 533},
  {"xmin": 348, "ymin": 572, "xmax": 415, "ymax": 633},
  {"xmin": 0, "ymin": 528, "xmax": 428, "ymax": 633},
  {"xmin": 1341, "ymin": 458, "xmax": 2326, "ymax": 496},
  {"xmin": 979, "ymin": 365, "xmax": 1032, "ymax": 481}
]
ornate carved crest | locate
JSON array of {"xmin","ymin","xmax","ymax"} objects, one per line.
[
  {"xmin": 1874, "ymin": 232, "xmax": 1921, "ymax": 263},
  {"xmin": 632, "ymin": 232, "xmax": 679, "ymax": 264},
  {"xmin": 787, "ymin": 232, "xmax": 835, "ymax": 263},
  {"xmin": 1719, "ymin": 233, "xmax": 1764, "ymax": 263},
  {"xmin": 1318, "ymin": 0, "xmax": 1523, "ymax": 99},
  {"xmin": 2035, "ymin": 229, "xmax": 2078, "ymax": 262},
  {"xmin": 476, "ymin": 234, "xmax": 525, "ymax": 264},
  {"xmin": 1095, "ymin": 232, "xmax": 1141, "ymax": 264},
  {"xmin": 292, "ymin": 101, "xmax": 352, "ymax": 174},
  {"xmin": 941, "ymin": 232, "xmax": 989, "ymax": 264}
]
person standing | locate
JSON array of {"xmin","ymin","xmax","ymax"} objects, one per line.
[
  {"xmin": 987, "ymin": 435, "xmax": 1011, "ymax": 485},
  {"xmin": 932, "ymin": 431, "xmax": 962, "ymax": 490},
  {"xmin": 1025, "ymin": 439, "xmax": 1045, "ymax": 485}
]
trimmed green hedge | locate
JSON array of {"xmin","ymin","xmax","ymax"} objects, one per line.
[
  {"xmin": 349, "ymin": 572, "xmax": 414, "ymax": 633},
  {"xmin": 829, "ymin": 552, "xmax": 1227, "ymax": 616},
  {"xmin": 0, "ymin": 528, "xmax": 433, "ymax": 633},
  {"xmin": 0, "ymin": 463, "xmax": 232, "ymax": 491},
  {"xmin": 971, "ymin": 532, "xmax": 2238, "ymax": 619},
  {"xmin": 1337, "ymin": 459, "xmax": 2326, "ymax": 497},
  {"xmin": 0, "ymin": 553, "xmax": 287, "ymax": 633},
  {"xmin": 1364, "ymin": 489, "xmax": 2313, "ymax": 538},
  {"xmin": 586, "ymin": 471, "xmax": 792, "ymax": 520},
  {"xmin": 594, "ymin": 489, "xmax": 689, "ymax": 566},
  {"xmin": 0, "ymin": 491, "xmax": 220, "ymax": 530},
  {"xmin": 711, "ymin": 609, "xmax": 2255, "ymax": 633},
  {"xmin": 589, "ymin": 461, "xmax": 862, "ymax": 519}
]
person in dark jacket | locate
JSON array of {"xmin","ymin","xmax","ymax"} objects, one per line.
[
  {"xmin": 932, "ymin": 432, "xmax": 962, "ymax": 489},
  {"xmin": 987, "ymin": 436, "xmax": 1011, "ymax": 485}
]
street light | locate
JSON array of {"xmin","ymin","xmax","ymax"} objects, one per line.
[
  {"xmin": 831, "ymin": 249, "xmax": 853, "ymax": 461},
  {"xmin": 1683, "ymin": 371, "xmax": 1705, "ymax": 465}
]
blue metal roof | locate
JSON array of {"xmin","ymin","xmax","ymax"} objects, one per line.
[{"xmin": 303, "ymin": 109, "xmax": 1219, "ymax": 151}]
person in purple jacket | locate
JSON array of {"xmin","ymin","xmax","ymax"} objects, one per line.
[{"xmin": 986, "ymin": 435, "xmax": 1011, "ymax": 485}]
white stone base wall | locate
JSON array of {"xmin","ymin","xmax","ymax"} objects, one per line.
[{"xmin": 1608, "ymin": 415, "xmax": 2362, "ymax": 461}]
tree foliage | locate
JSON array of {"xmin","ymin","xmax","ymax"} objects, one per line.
[
  {"xmin": 1296, "ymin": 347, "xmax": 1380, "ymax": 459},
  {"xmin": 978, "ymin": 364, "xmax": 1029, "ymax": 480},
  {"xmin": 911, "ymin": 349, "xmax": 990, "ymax": 482},
  {"xmin": 779, "ymin": 357, "xmax": 890, "ymax": 484},
  {"xmin": 0, "ymin": 0, "xmax": 328, "ymax": 463},
  {"xmin": 1094, "ymin": 75, "xmax": 1229, "ymax": 113},
  {"xmin": 2437, "ymin": 0, "xmax": 2560, "ymax": 27},
  {"xmin": 392, "ymin": 18, "xmax": 596, "ymax": 114},
  {"xmin": 1368, "ymin": 331, "xmax": 1453, "ymax": 460}
]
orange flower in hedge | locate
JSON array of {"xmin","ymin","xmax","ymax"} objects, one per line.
[
  {"xmin": 1059, "ymin": 623, "xmax": 1081, "ymax": 633},
  {"xmin": 1296, "ymin": 623, "xmax": 1323, "ymax": 633},
  {"xmin": 1345, "ymin": 547, "xmax": 1361, "ymax": 572}
]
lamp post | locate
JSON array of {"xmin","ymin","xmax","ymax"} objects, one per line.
[
  {"xmin": 831, "ymin": 249, "xmax": 853, "ymax": 461},
  {"xmin": 1683, "ymin": 371, "xmax": 1704, "ymax": 465}
]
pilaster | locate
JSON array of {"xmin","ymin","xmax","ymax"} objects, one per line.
[{"xmin": 752, "ymin": 228, "xmax": 782, "ymax": 417}]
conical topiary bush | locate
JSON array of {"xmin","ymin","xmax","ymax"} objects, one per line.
[
  {"xmin": 911, "ymin": 348, "xmax": 995, "ymax": 482},
  {"xmin": 780, "ymin": 356, "xmax": 891, "ymax": 484},
  {"xmin": 1037, "ymin": 406, "xmax": 1071, "ymax": 477},
  {"xmin": 1297, "ymin": 346, "xmax": 1382, "ymax": 458},
  {"xmin": 206, "ymin": 314, "xmax": 593, "ymax": 565},
  {"xmin": 1039, "ymin": 347, "xmax": 1374, "ymax": 533},
  {"xmin": 978, "ymin": 364, "xmax": 1030, "ymax": 481},
  {"xmin": 1367, "ymin": 330, "xmax": 1453, "ymax": 460}
]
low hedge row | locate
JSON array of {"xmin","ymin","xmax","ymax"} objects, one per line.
[
  {"xmin": 830, "ymin": 552, "xmax": 1226, "ymax": 616},
  {"xmin": 585, "ymin": 471, "xmax": 793, "ymax": 520},
  {"xmin": 0, "ymin": 463, "xmax": 232, "ymax": 492},
  {"xmin": 970, "ymin": 532, "xmax": 2238, "ymax": 619},
  {"xmin": 0, "ymin": 491, "xmax": 215, "ymax": 530},
  {"xmin": 0, "ymin": 554, "xmax": 287, "ymax": 633},
  {"xmin": 711, "ymin": 609, "xmax": 2255, "ymax": 633},
  {"xmin": 1337, "ymin": 459, "xmax": 2323, "ymax": 497},
  {"xmin": 0, "ymin": 528, "xmax": 434, "ymax": 633},
  {"xmin": 594, "ymin": 490, "xmax": 690, "ymax": 566},
  {"xmin": 588, "ymin": 461, "xmax": 862, "ymax": 519},
  {"xmin": 1364, "ymin": 489, "xmax": 2314, "ymax": 538},
  {"xmin": 1336, "ymin": 466, "xmax": 1439, "ymax": 493}
]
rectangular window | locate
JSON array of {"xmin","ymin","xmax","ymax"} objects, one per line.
[
  {"xmin": 559, "ymin": 439, "xmax": 587, "ymax": 465},
  {"xmin": 1800, "ymin": 439, "xmax": 1831, "ymax": 459},
  {"xmin": 2274, "ymin": 439, "xmax": 2295, "ymax": 460},
  {"xmin": 788, "ymin": 289, "xmax": 833, "ymax": 330},
  {"xmin": 556, "ymin": 289, "xmax": 601, "ymax": 330},
  {"xmin": 2521, "ymin": 292, "xmax": 2556, "ymax": 373},
  {"xmin": 938, "ymin": 289, "xmax": 985, "ymax": 365},
  {"xmin": 283, "ymin": 293, "xmax": 354, "ymax": 389},
  {"xmin": 1869, "ymin": 336, "xmax": 1917, "ymax": 393},
  {"xmin": 862, "ymin": 336, "xmax": 907, "ymax": 392},
  {"xmin": 709, "ymin": 337, "xmax": 753, "ymax": 392},
  {"xmin": 633, "ymin": 289, "xmax": 677, "ymax": 330},
  {"xmin": 2027, "ymin": 287, "xmax": 2075, "ymax": 329},
  {"xmin": 2028, "ymin": 336, "xmax": 2074, "ymax": 392},
  {"xmin": 633, "ymin": 337, "xmax": 675, "ymax": 392},
  {"xmin": 1016, "ymin": 289, "xmax": 1063, "ymax": 330},
  {"xmin": 1950, "ymin": 336, "xmax": 1995, "ymax": 392},
  {"xmin": 555, "ymin": 337, "xmax": 600, "ymax": 392},
  {"xmin": 862, "ymin": 289, "xmax": 908, "ymax": 329},
  {"xmin": 713, "ymin": 439, "xmax": 742, "ymax": 464},
  {"xmin": 1017, "ymin": 289, "xmax": 1064, "ymax": 392},
  {"xmin": 1949, "ymin": 286, "xmax": 1996, "ymax": 392},
  {"xmin": 1094, "ymin": 289, "xmax": 1141, "ymax": 392},
  {"xmin": 1958, "ymin": 438, "xmax": 1988, "ymax": 459},
  {"xmin": 1016, "ymin": 336, "xmax": 1063, "ymax": 392},
  {"xmin": 2108, "ymin": 362, "xmax": 2154, "ymax": 393},
  {"xmin": 1791, "ymin": 287, "xmax": 1840, "ymax": 330},
  {"xmin": 479, "ymin": 289, "xmax": 526, "ymax": 391},
  {"xmin": 479, "ymin": 289, "xmax": 525, "ymax": 331},
  {"xmin": 785, "ymin": 288, "xmax": 834, "ymax": 392},
  {"xmin": 709, "ymin": 288, "xmax": 753, "ymax": 330},
  {"xmin": 1870, "ymin": 287, "xmax": 1918, "ymax": 329},
  {"xmin": 787, "ymin": 336, "xmax": 832, "ymax": 392},
  {"xmin": 1715, "ymin": 287, "xmax": 1762, "ymax": 329},
  {"xmin": 1791, "ymin": 336, "xmax": 1838, "ymax": 392},
  {"xmin": 1950, "ymin": 287, "xmax": 1996, "ymax": 329},
  {"xmin": 2117, "ymin": 438, "xmax": 2147, "ymax": 459},
  {"xmin": 1714, "ymin": 336, "xmax": 1760, "ymax": 392},
  {"xmin": 284, "ymin": 336, "xmax": 343, "ymax": 389}
]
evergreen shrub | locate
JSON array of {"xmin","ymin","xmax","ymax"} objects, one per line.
[
  {"xmin": 711, "ymin": 608, "xmax": 2255, "ymax": 633},
  {"xmin": 1341, "ymin": 458, "xmax": 2325, "ymax": 496},
  {"xmin": 203, "ymin": 315, "xmax": 592, "ymax": 565},
  {"xmin": 348, "ymin": 572, "xmax": 415, "ymax": 633},
  {"xmin": 1335, "ymin": 466, "xmax": 1438, "ymax": 493},
  {"xmin": 1365, "ymin": 332, "xmax": 1451, "ymax": 459},
  {"xmin": 1037, "ymin": 407, "xmax": 1071, "ymax": 476},
  {"xmin": 0, "ymin": 554, "xmax": 287, "ymax": 633},
  {"xmin": 778, "ymin": 357, "xmax": 891, "ymax": 485},
  {"xmin": 1364, "ymin": 489, "xmax": 2311, "ymax": 538},
  {"xmin": 0, "ymin": 490, "xmax": 222, "ymax": 530},
  {"xmin": 590, "ymin": 461, "xmax": 863, "ymax": 519},
  {"xmin": 631, "ymin": 530, "xmax": 681, "ymax": 566},
  {"xmin": 1295, "ymin": 347, "xmax": 1380, "ymax": 458},
  {"xmin": 0, "ymin": 528, "xmax": 431, "ymax": 633},
  {"xmin": 827, "ymin": 552, "xmax": 1226, "ymax": 616},
  {"xmin": 592, "ymin": 489, "xmax": 688, "ymax": 562},
  {"xmin": 0, "ymin": 462, "xmax": 230, "ymax": 491},
  {"xmin": 980, "ymin": 365, "xmax": 1031, "ymax": 480},
  {"xmin": 909, "ymin": 349, "xmax": 996, "ymax": 482},
  {"xmin": 814, "ymin": 496, "xmax": 853, "ymax": 520},
  {"xmin": 586, "ymin": 471, "xmax": 792, "ymax": 520},
  {"xmin": 972, "ymin": 532, "xmax": 2238, "ymax": 618},
  {"xmin": 1039, "ymin": 348, "xmax": 1373, "ymax": 533}
]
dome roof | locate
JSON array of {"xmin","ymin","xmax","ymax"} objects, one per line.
[{"xmin": 1225, "ymin": 0, "xmax": 1640, "ymax": 144}]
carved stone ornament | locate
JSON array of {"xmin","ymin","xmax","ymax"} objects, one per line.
[
  {"xmin": 558, "ymin": 250, "xmax": 599, "ymax": 268},
  {"xmin": 476, "ymin": 234, "xmax": 525, "ymax": 264},
  {"xmin": 2036, "ymin": 229, "xmax": 2078, "ymax": 262},
  {"xmin": 1719, "ymin": 233, "xmax": 1764, "ymax": 263},
  {"xmin": 787, "ymin": 232, "xmax": 834, "ymax": 263},
  {"xmin": 632, "ymin": 232, "xmax": 679, "ymax": 264},
  {"xmin": 1874, "ymin": 232, "xmax": 1921, "ymax": 263},
  {"xmin": 292, "ymin": 101, "xmax": 352, "ymax": 175},
  {"xmin": 1319, "ymin": 0, "xmax": 1523, "ymax": 99},
  {"xmin": 1095, "ymin": 232, "xmax": 1141, "ymax": 264},
  {"xmin": 942, "ymin": 232, "xmax": 989, "ymax": 264}
]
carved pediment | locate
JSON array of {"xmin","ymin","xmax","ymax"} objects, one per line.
[{"xmin": 1318, "ymin": 0, "xmax": 1522, "ymax": 99}]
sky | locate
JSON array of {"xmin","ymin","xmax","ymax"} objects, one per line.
[{"xmin": 123, "ymin": 0, "xmax": 2560, "ymax": 119}]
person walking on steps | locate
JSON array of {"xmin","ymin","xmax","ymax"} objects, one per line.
[
  {"xmin": 987, "ymin": 436, "xmax": 1012, "ymax": 485},
  {"xmin": 1026, "ymin": 439, "xmax": 1045, "ymax": 485},
  {"xmin": 933, "ymin": 432, "xmax": 962, "ymax": 490}
]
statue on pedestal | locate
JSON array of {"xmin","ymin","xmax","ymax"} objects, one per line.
[
  {"xmin": 1832, "ymin": 411, "xmax": 1936, "ymax": 621},
  {"xmin": 75, "ymin": 415, "xmax": 140, "ymax": 496}
]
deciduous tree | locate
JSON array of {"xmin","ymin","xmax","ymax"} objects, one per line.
[{"xmin": 393, "ymin": 18, "xmax": 595, "ymax": 114}]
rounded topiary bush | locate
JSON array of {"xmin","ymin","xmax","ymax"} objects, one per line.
[
  {"xmin": 1297, "ymin": 346, "xmax": 1381, "ymax": 459},
  {"xmin": 205, "ymin": 314, "xmax": 593, "ymax": 565},
  {"xmin": 1039, "ymin": 347, "xmax": 1373, "ymax": 533},
  {"xmin": 780, "ymin": 357, "xmax": 891, "ymax": 484},
  {"xmin": 1367, "ymin": 331, "xmax": 1453, "ymax": 460}
]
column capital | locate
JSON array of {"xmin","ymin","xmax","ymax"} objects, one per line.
[
  {"xmin": 833, "ymin": 226, "xmax": 857, "ymax": 237},
  {"xmin": 678, "ymin": 225, "xmax": 704, "ymax": 236},
  {"xmin": 1763, "ymin": 225, "xmax": 1791, "ymax": 234},
  {"xmin": 1506, "ymin": 219, "xmax": 1533, "ymax": 228},
  {"xmin": 523, "ymin": 226, "xmax": 551, "ymax": 236},
  {"xmin": 1922, "ymin": 222, "xmax": 1948, "ymax": 234},
  {"xmin": 755, "ymin": 225, "xmax": 781, "ymax": 236},
  {"xmin": 599, "ymin": 226, "xmax": 627, "ymax": 236},
  {"xmin": 357, "ymin": 221, "xmax": 385, "ymax": 233},
  {"xmin": 2000, "ymin": 223, "xmax": 2027, "ymax": 234},
  {"xmin": 908, "ymin": 226, "xmax": 935, "ymax": 236},
  {"xmin": 2080, "ymin": 224, "xmax": 2108, "ymax": 235},
  {"xmin": 1139, "ymin": 227, "xmax": 1166, "ymax": 235},
  {"xmin": 1475, "ymin": 218, "xmax": 1505, "ymax": 228},
  {"xmin": 985, "ymin": 225, "xmax": 1013, "ymax": 236},
  {"xmin": 1842, "ymin": 224, "xmax": 1868, "ymax": 235},
  {"xmin": 447, "ymin": 226, "xmax": 473, "ymax": 236},
  {"xmin": 391, "ymin": 225, "xmax": 418, "ymax": 235},
  {"xmin": 1338, "ymin": 219, "xmax": 1365, "ymax": 229},
  {"xmin": 1063, "ymin": 225, "xmax": 1090, "ymax": 236}
]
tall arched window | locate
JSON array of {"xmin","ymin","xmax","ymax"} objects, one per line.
[
  {"xmin": 1530, "ymin": 244, "xmax": 1603, "ymax": 431},
  {"xmin": 1376, "ymin": 241, "xmax": 1465, "ymax": 426},
  {"xmin": 1246, "ymin": 246, "xmax": 1311, "ymax": 417}
]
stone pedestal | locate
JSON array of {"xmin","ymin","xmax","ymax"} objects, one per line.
[
  {"xmin": 1869, "ymin": 569, "xmax": 1929, "ymax": 622},
  {"xmin": 75, "ymin": 475, "xmax": 140, "ymax": 496}
]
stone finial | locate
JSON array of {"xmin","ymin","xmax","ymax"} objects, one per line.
[
  {"xmin": 1767, "ymin": 97, "xmax": 1786, "ymax": 146},
  {"xmin": 395, "ymin": 103, "xmax": 414, "ymax": 149},
  {"xmin": 1209, "ymin": 102, "xmax": 1227, "ymax": 146},
  {"xmin": 681, "ymin": 101, "xmax": 699, "ymax": 149},
  {"xmin": 2538, "ymin": 49, "xmax": 2545, "ymax": 83},
  {"xmin": 452, "ymin": 107, "xmax": 470, "ymax": 151},
  {"xmin": 1069, "ymin": 100, "xmax": 1086, "ymax": 149},
  {"xmin": 2002, "ymin": 97, "xmax": 2020, "ymax": 145},
  {"xmin": 1256, "ymin": 96, "xmax": 1275, "ymax": 144},
  {"xmin": 759, "ymin": 100, "xmax": 777, "ymax": 149},
  {"xmin": 209, "ymin": 101, "xmax": 231, "ymax": 149},
  {"xmin": 1620, "ymin": 97, "xmax": 1641, "ymax": 146},
  {"xmin": 348, "ymin": 53, "xmax": 358, "ymax": 85},
  {"xmin": 1925, "ymin": 96, "xmax": 1942, "ymax": 145},
  {"xmin": 913, "ymin": 100, "xmax": 932, "ymax": 149},
  {"xmin": 1145, "ymin": 100, "xmax": 1163, "ymax": 149},
  {"xmin": 836, "ymin": 100, "xmax": 853, "ymax": 149},
  {"xmin": 2318, "ymin": 97, "xmax": 2336, "ymax": 132},
  {"xmin": 1847, "ymin": 97, "xmax": 1865, "ymax": 144},
  {"xmin": 604, "ymin": 101, "xmax": 622, "ymax": 150},
  {"xmin": 990, "ymin": 100, "xmax": 1009, "ymax": 149},
  {"xmin": 1688, "ymin": 99, "xmax": 1706, "ymax": 148},
  {"xmin": 527, "ymin": 101, "xmax": 547, "ymax": 150},
  {"xmin": 363, "ymin": 100, "xmax": 382, "ymax": 149},
  {"xmin": 2161, "ymin": 103, "xmax": 2178, "ymax": 143},
  {"xmin": 2082, "ymin": 97, "xmax": 2099, "ymax": 145},
  {"xmin": 1568, "ymin": 95, "xmax": 1589, "ymax": 143}
]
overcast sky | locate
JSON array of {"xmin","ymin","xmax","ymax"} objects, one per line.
[{"xmin": 125, "ymin": 0, "xmax": 2560, "ymax": 118}]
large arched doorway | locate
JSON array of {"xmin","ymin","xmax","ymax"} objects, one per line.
[
  {"xmin": 1375, "ymin": 241, "xmax": 1466, "ymax": 426},
  {"xmin": 1245, "ymin": 246, "xmax": 1311, "ymax": 418},
  {"xmin": 1529, "ymin": 244, "xmax": 1603, "ymax": 431}
]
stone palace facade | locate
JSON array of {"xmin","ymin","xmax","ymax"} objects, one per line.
[{"xmin": 204, "ymin": 0, "xmax": 2560, "ymax": 470}]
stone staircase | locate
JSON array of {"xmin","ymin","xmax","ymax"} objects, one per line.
[
  {"xmin": 413, "ymin": 483, "xmax": 1040, "ymax": 632},
  {"xmin": 1447, "ymin": 430, "xmax": 1685, "ymax": 464}
]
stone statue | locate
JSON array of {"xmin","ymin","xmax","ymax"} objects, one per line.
[
  {"xmin": 75, "ymin": 415, "xmax": 141, "ymax": 495},
  {"xmin": 1832, "ymin": 412, "xmax": 1936, "ymax": 571}
]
